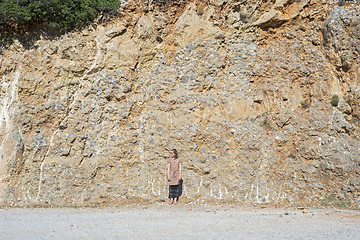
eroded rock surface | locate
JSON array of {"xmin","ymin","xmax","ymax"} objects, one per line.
[{"xmin": 0, "ymin": 0, "xmax": 359, "ymax": 207}]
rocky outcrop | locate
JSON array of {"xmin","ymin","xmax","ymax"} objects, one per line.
[
  {"xmin": 322, "ymin": 5, "xmax": 360, "ymax": 121},
  {"xmin": 0, "ymin": 0, "xmax": 359, "ymax": 207},
  {"xmin": 253, "ymin": 0, "xmax": 310, "ymax": 28}
]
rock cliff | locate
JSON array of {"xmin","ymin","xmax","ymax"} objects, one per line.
[{"xmin": 0, "ymin": 0, "xmax": 359, "ymax": 207}]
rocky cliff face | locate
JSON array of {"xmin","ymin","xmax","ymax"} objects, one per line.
[{"xmin": 0, "ymin": 0, "xmax": 359, "ymax": 207}]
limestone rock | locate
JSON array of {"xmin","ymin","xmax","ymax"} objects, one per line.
[
  {"xmin": 0, "ymin": 1, "xmax": 359, "ymax": 208},
  {"xmin": 137, "ymin": 15, "xmax": 153, "ymax": 40},
  {"xmin": 171, "ymin": 3, "xmax": 221, "ymax": 48},
  {"xmin": 105, "ymin": 24, "xmax": 127, "ymax": 42},
  {"xmin": 253, "ymin": 9, "xmax": 282, "ymax": 28},
  {"xmin": 323, "ymin": 6, "xmax": 360, "ymax": 70},
  {"xmin": 253, "ymin": 0, "xmax": 310, "ymax": 28},
  {"xmin": 209, "ymin": 0, "xmax": 227, "ymax": 7},
  {"xmin": 337, "ymin": 99, "xmax": 352, "ymax": 115}
]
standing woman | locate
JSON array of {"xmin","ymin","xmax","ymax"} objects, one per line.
[{"xmin": 167, "ymin": 149, "xmax": 182, "ymax": 205}]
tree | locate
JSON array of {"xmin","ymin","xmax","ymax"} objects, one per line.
[{"xmin": 0, "ymin": 0, "xmax": 121, "ymax": 29}]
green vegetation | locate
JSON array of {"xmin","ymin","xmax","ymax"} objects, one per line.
[
  {"xmin": 287, "ymin": 153, "xmax": 296, "ymax": 159},
  {"xmin": 300, "ymin": 100, "xmax": 309, "ymax": 109},
  {"xmin": 0, "ymin": 0, "xmax": 121, "ymax": 30},
  {"xmin": 331, "ymin": 95, "xmax": 339, "ymax": 107},
  {"xmin": 352, "ymin": 117, "xmax": 360, "ymax": 124},
  {"xmin": 320, "ymin": 195, "xmax": 352, "ymax": 209},
  {"xmin": 261, "ymin": 118, "xmax": 272, "ymax": 130},
  {"xmin": 0, "ymin": 34, "xmax": 13, "ymax": 47}
]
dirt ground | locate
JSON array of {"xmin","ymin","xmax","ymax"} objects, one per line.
[{"xmin": 1, "ymin": 203, "xmax": 359, "ymax": 240}]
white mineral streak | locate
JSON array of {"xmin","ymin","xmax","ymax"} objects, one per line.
[
  {"xmin": 1, "ymin": 2, "xmax": 359, "ymax": 207},
  {"xmin": 0, "ymin": 70, "xmax": 20, "ymax": 130},
  {"xmin": 36, "ymin": 37, "xmax": 102, "ymax": 201},
  {"xmin": 0, "ymin": 64, "xmax": 21, "ymax": 200}
]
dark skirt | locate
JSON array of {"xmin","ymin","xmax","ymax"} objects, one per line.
[{"xmin": 168, "ymin": 180, "xmax": 183, "ymax": 199}]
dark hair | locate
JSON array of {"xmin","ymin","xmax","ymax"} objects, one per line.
[{"xmin": 172, "ymin": 149, "xmax": 178, "ymax": 159}]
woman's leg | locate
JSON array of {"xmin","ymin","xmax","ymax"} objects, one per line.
[
  {"xmin": 169, "ymin": 185, "xmax": 174, "ymax": 204},
  {"xmin": 173, "ymin": 184, "xmax": 180, "ymax": 205}
]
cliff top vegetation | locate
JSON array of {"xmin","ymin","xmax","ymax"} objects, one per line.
[
  {"xmin": 0, "ymin": 0, "xmax": 121, "ymax": 29},
  {"xmin": 0, "ymin": 0, "xmax": 121, "ymax": 47}
]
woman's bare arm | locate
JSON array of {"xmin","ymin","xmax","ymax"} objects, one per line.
[{"xmin": 167, "ymin": 162, "xmax": 170, "ymax": 181}]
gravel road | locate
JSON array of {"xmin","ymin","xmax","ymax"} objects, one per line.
[{"xmin": 1, "ymin": 204, "xmax": 359, "ymax": 240}]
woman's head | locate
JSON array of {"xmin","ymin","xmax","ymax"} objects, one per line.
[{"xmin": 171, "ymin": 149, "xmax": 178, "ymax": 159}]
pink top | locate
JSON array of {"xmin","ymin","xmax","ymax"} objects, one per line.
[{"xmin": 167, "ymin": 157, "xmax": 182, "ymax": 185}]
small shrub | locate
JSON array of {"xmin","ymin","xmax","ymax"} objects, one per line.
[
  {"xmin": 262, "ymin": 118, "xmax": 271, "ymax": 129},
  {"xmin": 352, "ymin": 117, "xmax": 360, "ymax": 125},
  {"xmin": 288, "ymin": 153, "xmax": 296, "ymax": 159},
  {"xmin": 0, "ymin": 34, "xmax": 13, "ymax": 48},
  {"xmin": 197, "ymin": 9, "xmax": 204, "ymax": 16},
  {"xmin": 321, "ymin": 195, "xmax": 351, "ymax": 209},
  {"xmin": 331, "ymin": 95, "xmax": 339, "ymax": 107},
  {"xmin": 240, "ymin": 12, "xmax": 248, "ymax": 23},
  {"xmin": 300, "ymin": 100, "xmax": 309, "ymax": 109},
  {"xmin": 0, "ymin": 0, "xmax": 121, "ymax": 30}
]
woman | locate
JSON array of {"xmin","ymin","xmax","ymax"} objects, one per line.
[{"xmin": 167, "ymin": 149, "xmax": 182, "ymax": 205}]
